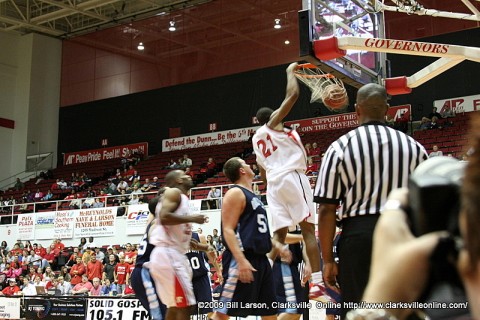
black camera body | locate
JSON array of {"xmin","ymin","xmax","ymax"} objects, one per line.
[{"xmin": 408, "ymin": 156, "xmax": 469, "ymax": 318}]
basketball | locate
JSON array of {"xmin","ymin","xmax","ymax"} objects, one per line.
[{"xmin": 322, "ymin": 84, "xmax": 349, "ymax": 110}]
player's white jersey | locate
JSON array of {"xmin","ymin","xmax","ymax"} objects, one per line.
[
  {"xmin": 150, "ymin": 193, "xmax": 192, "ymax": 254},
  {"xmin": 253, "ymin": 124, "xmax": 308, "ymax": 182}
]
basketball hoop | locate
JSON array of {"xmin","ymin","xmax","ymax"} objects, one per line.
[{"xmin": 294, "ymin": 63, "xmax": 349, "ymax": 111}]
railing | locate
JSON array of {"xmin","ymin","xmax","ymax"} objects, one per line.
[{"xmin": 0, "ymin": 181, "xmax": 271, "ymax": 224}]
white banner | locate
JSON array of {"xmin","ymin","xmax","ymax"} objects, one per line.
[
  {"xmin": 434, "ymin": 94, "xmax": 480, "ymax": 114},
  {"xmin": 17, "ymin": 214, "xmax": 35, "ymax": 240},
  {"xmin": 86, "ymin": 298, "xmax": 150, "ymax": 320},
  {"xmin": 162, "ymin": 126, "xmax": 259, "ymax": 152},
  {"xmin": 74, "ymin": 208, "xmax": 116, "ymax": 238},
  {"xmin": 54, "ymin": 211, "xmax": 76, "ymax": 239},
  {"xmin": 0, "ymin": 297, "xmax": 21, "ymax": 319},
  {"xmin": 34, "ymin": 212, "xmax": 56, "ymax": 240},
  {"xmin": 125, "ymin": 204, "xmax": 150, "ymax": 235}
]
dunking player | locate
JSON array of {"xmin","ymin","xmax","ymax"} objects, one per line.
[
  {"xmin": 187, "ymin": 231, "xmax": 222, "ymax": 318},
  {"xmin": 213, "ymin": 157, "xmax": 277, "ymax": 320},
  {"xmin": 131, "ymin": 193, "xmax": 166, "ymax": 320},
  {"xmin": 252, "ymin": 62, "xmax": 329, "ymax": 301},
  {"xmin": 148, "ymin": 170, "xmax": 208, "ymax": 320}
]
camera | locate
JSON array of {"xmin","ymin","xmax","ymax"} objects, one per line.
[{"xmin": 408, "ymin": 156, "xmax": 469, "ymax": 318}]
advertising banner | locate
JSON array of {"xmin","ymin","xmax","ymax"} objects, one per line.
[
  {"xmin": 162, "ymin": 127, "xmax": 258, "ymax": 152},
  {"xmin": 25, "ymin": 298, "xmax": 86, "ymax": 320},
  {"xmin": 17, "ymin": 213, "xmax": 35, "ymax": 240},
  {"xmin": 73, "ymin": 208, "xmax": 116, "ymax": 238},
  {"xmin": 0, "ymin": 297, "xmax": 21, "ymax": 319},
  {"xmin": 63, "ymin": 142, "xmax": 148, "ymax": 165},
  {"xmin": 54, "ymin": 210, "xmax": 76, "ymax": 239},
  {"xmin": 86, "ymin": 298, "xmax": 150, "ymax": 320},
  {"xmin": 34, "ymin": 212, "xmax": 56, "ymax": 240},
  {"xmin": 434, "ymin": 94, "xmax": 480, "ymax": 113},
  {"xmin": 285, "ymin": 105, "xmax": 411, "ymax": 134},
  {"xmin": 125, "ymin": 204, "xmax": 150, "ymax": 235}
]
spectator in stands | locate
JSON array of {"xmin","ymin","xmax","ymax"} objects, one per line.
[
  {"xmin": 128, "ymin": 194, "xmax": 140, "ymax": 205},
  {"xmin": 33, "ymin": 189, "xmax": 44, "ymax": 202},
  {"xmin": 113, "ymin": 190, "xmax": 128, "ymax": 206},
  {"xmin": 428, "ymin": 106, "xmax": 443, "ymax": 119},
  {"xmin": 14, "ymin": 178, "xmax": 24, "ymax": 191},
  {"xmin": 43, "ymin": 266, "xmax": 56, "ymax": 282},
  {"xmin": 128, "ymin": 170, "xmax": 141, "ymax": 183},
  {"xmin": 56, "ymin": 178, "xmax": 69, "ymax": 190},
  {"xmin": 123, "ymin": 243, "xmax": 137, "ymax": 264},
  {"xmin": 0, "ymin": 278, "xmax": 20, "ymax": 296},
  {"xmin": 59, "ymin": 266, "xmax": 71, "ymax": 282},
  {"xmin": 180, "ymin": 154, "xmax": 193, "ymax": 168},
  {"xmin": 85, "ymin": 237, "xmax": 96, "ymax": 250},
  {"xmin": 306, "ymin": 157, "xmax": 320, "ymax": 175},
  {"xmin": 140, "ymin": 178, "xmax": 152, "ymax": 192},
  {"xmin": 86, "ymin": 254, "xmax": 103, "ymax": 282},
  {"xmin": 92, "ymin": 198, "xmax": 104, "ymax": 208},
  {"xmin": 206, "ymin": 157, "xmax": 217, "ymax": 178},
  {"xmin": 114, "ymin": 255, "xmax": 129, "ymax": 294},
  {"xmin": 72, "ymin": 274, "xmax": 92, "ymax": 295},
  {"xmin": 418, "ymin": 117, "xmax": 432, "ymax": 130},
  {"xmin": 41, "ymin": 190, "xmax": 53, "ymax": 202},
  {"xmin": 21, "ymin": 276, "xmax": 36, "ymax": 295},
  {"xmin": 90, "ymin": 277, "xmax": 103, "ymax": 296},
  {"xmin": 128, "ymin": 179, "xmax": 142, "ymax": 193},
  {"xmin": 103, "ymin": 254, "xmax": 117, "ymax": 282},
  {"xmin": 125, "ymin": 165, "xmax": 136, "ymax": 180},
  {"xmin": 251, "ymin": 164, "xmax": 261, "ymax": 180},
  {"xmin": 69, "ymin": 194, "xmax": 83, "ymax": 210},
  {"xmin": 150, "ymin": 176, "xmax": 160, "ymax": 189},
  {"xmin": 93, "ymin": 247, "xmax": 105, "ymax": 263},
  {"xmin": 429, "ymin": 144, "xmax": 444, "ymax": 157},
  {"xmin": 311, "ymin": 142, "xmax": 321, "ymax": 158},
  {"xmin": 165, "ymin": 159, "xmax": 179, "ymax": 169},
  {"xmin": 82, "ymin": 192, "xmax": 95, "ymax": 208},
  {"xmin": 18, "ymin": 200, "xmax": 30, "ymax": 214},
  {"xmin": 429, "ymin": 116, "xmax": 442, "ymax": 129},
  {"xmin": 206, "ymin": 186, "xmax": 221, "ymax": 210},
  {"xmin": 43, "ymin": 247, "xmax": 57, "ymax": 271},
  {"xmin": 116, "ymin": 178, "xmax": 129, "ymax": 194},
  {"xmin": 101, "ymin": 278, "xmax": 117, "ymax": 296},
  {"xmin": 304, "ymin": 143, "xmax": 312, "ymax": 157},
  {"xmin": 56, "ymin": 276, "xmax": 72, "ymax": 295},
  {"xmin": 103, "ymin": 181, "xmax": 116, "ymax": 195},
  {"xmin": 122, "ymin": 277, "xmax": 135, "ymax": 296}
]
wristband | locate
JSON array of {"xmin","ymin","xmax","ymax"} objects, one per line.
[{"xmin": 383, "ymin": 199, "xmax": 403, "ymax": 211}]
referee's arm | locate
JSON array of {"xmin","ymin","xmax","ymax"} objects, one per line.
[{"xmin": 318, "ymin": 201, "xmax": 338, "ymax": 287}]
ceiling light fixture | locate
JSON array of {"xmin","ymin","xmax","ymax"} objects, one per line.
[
  {"xmin": 137, "ymin": 42, "xmax": 144, "ymax": 50},
  {"xmin": 284, "ymin": 39, "xmax": 290, "ymax": 45},
  {"xmin": 274, "ymin": 19, "xmax": 281, "ymax": 29},
  {"xmin": 169, "ymin": 20, "xmax": 176, "ymax": 32}
]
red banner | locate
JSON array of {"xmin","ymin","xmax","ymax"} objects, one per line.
[
  {"xmin": 284, "ymin": 105, "xmax": 411, "ymax": 134},
  {"xmin": 63, "ymin": 142, "xmax": 148, "ymax": 165}
]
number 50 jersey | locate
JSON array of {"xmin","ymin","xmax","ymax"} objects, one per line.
[{"xmin": 223, "ymin": 185, "xmax": 272, "ymax": 255}]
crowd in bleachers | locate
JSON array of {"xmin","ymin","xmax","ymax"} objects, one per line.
[{"xmin": 0, "ymin": 229, "xmax": 226, "ymax": 297}]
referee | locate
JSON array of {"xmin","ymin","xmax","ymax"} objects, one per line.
[{"xmin": 313, "ymin": 83, "xmax": 428, "ymax": 317}]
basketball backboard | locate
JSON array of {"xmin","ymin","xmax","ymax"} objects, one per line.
[{"xmin": 299, "ymin": 0, "xmax": 385, "ymax": 88}]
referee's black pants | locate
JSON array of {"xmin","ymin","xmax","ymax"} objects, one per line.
[{"xmin": 338, "ymin": 214, "xmax": 380, "ymax": 319}]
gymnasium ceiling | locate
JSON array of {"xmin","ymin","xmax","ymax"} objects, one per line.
[{"xmin": 0, "ymin": 0, "xmax": 479, "ymax": 66}]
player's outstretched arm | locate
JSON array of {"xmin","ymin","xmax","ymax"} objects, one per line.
[{"xmin": 267, "ymin": 62, "xmax": 300, "ymax": 129}]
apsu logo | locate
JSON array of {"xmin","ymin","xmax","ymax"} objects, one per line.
[
  {"xmin": 393, "ymin": 108, "xmax": 409, "ymax": 121},
  {"xmin": 65, "ymin": 154, "xmax": 75, "ymax": 165},
  {"xmin": 127, "ymin": 210, "xmax": 149, "ymax": 220}
]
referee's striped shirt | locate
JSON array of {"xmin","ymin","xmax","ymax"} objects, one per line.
[{"xmin": 313, "ymin": 122, "xmax": 428, "ymax": 219}]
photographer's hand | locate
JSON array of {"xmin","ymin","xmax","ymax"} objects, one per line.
[{"xmin": 361, "ymin": 188, "xmax": 447, "ymax": 319}]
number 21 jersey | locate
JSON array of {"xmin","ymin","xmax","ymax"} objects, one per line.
[{"xmin": 253, "ymin": 125, "xmax": 308, "ymax": 181}]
